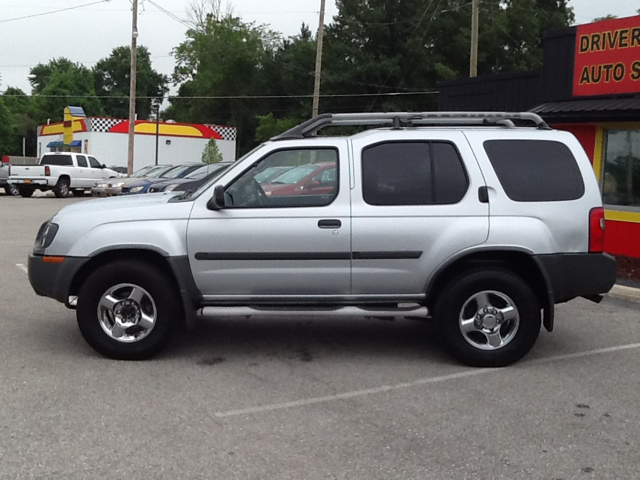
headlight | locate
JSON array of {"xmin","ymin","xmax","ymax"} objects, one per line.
[
  {"xmin": 129, "ymin": 186, "xmax": 144, "ymax": 193},
  {"xmin": 94, "ymin": 183, "xmax": 109, "ymax": 188},
  {"xmin": 112, "ymin": 182, "xmax": 126, "ymax": 188},
  {"xmin": 34, "ymin": 221, "xmax": 59, "ymax": 250},
  {"xmin": 164, "ymin": 184, "xmax": 179, "ymax": 192}
]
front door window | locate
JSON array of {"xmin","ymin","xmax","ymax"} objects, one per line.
[{"xmin": 225, "ymin": 148, "xmax": 338, "ymax": 209}]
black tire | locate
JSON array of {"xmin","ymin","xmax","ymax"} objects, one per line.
[
  {"xmin": 54, "ymin": 177, "xmax": 70, "ymax": 198},
  {"xmin": 72, "ymin": 189, "xmax": 86, "ymax": 197},
  {"xmin": 76, "ymin": 260, "xmax": 182, "ymax": 360},
  {"xmin": 18, "ymin": 186, "xmax": 34, "ymax": 198},
  {"xmin": 435, "ymin": 268, "xmax": 541, "ymax": 368},
  {"xmin": 6, "ymin": 183, "xmax": 20, "ymax": 196}
]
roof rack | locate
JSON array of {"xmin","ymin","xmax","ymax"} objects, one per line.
[{"xmin": 271, "ymin": 111, "xmax": 551, "ymax": 141}]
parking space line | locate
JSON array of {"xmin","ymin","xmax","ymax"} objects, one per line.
[
  {"xmin": 213, "ymin": 341, "xmax": 640, "ymax": 418},
  {"xmin": 16, "ymin": 264, "xmax": 28, "ymax": 274}
]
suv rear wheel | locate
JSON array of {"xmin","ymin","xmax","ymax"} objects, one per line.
[
  {"xmin": 77, "ymin": 260, "xmax": 182, "ymax": 360},
  {"xmin": 435, "ymin": 268, "xmax": 541, "ymax": 367}
]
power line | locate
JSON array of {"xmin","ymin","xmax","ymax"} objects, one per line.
[
  {"xmin": 146, "ymin": 0, "xmax": 191, "ymax": 28},
  {"xmin": 0, "ymin": 55, "xmax": 174, "ymax": 69},
  {"xmin": 2, "ymin": 91, "xmax": 438, "ymax": 100},
  {"xmin": 0, "ymin": 0, "xmax": 112, "ymax": 24}
]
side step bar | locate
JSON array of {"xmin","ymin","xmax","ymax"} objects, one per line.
[{"xmin": 199, "ymin": 305, "xmax": 430, "ymax": 318}]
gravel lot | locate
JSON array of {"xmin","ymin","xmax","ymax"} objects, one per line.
[{"xmin": 1, "ymin": 194, "xmax": 640, "ymax": 480}]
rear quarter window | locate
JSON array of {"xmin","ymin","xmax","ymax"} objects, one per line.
[
  {"xmin": 40, "ymin": 155, "xmax": 73, "ymax": 167},
  {"xmin": 483, "ymin": 139, "xmax": 585, "ymax": 202}
]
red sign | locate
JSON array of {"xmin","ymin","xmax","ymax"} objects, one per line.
[{"xmin": 573, "ymin": 15, "xmax": 640, "ymax": 97}]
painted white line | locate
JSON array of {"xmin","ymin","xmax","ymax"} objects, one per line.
[
  {"xmin": 213, "ymin": 341, "xmax": 640, "ymax": 418},
  {"xmin": 16, "ymin": 263, "xmax": 28, "ymax": 274}
]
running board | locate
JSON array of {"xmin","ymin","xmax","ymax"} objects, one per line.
[{"xmin": 199, "ymin": 305, "xmax": 430, "ymax": 318}]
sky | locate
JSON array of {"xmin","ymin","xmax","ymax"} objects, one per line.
[{"xmin": 0, "ymin": 0, "xmax": 638, "ymax": 96}]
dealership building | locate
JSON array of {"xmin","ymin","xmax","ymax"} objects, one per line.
[
  {"xmin": 439, "ymin": 15, "xmax": 640, "ymax": 260},
  {"xmin": 37, "ymin": 107, "xmax": 237, "ymax": 170}
]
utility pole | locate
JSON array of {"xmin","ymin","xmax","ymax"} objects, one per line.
[
  {"xmin": 470, "ymin": 0, "xmax": 479, "ymax": 77},
  {"xmin": 127, "ymin": 0, "xmax": 139, "ymax": 175},
  {"xmin": 154, "ymin": 100, "xmax": 160, "ymax": 166},
  {"xmin": 312, "ymin": 0, "xmax": 326, "ymax": 118}
]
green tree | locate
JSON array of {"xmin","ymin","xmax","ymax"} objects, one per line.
[
  {"xmin": 592, "ymin": 15, "xmax": 617, "ymax": 22},
  {"xmin": 29, "ymin": 58, "xmax": 103, "ymax": 123},
  {"xmin": 201, "ymin": 138, "xmax": 223, "ymax": 163},
  {"xmin": 93, "ymin": 46, "xmax": 169, "ymax": 119},
  {"xmin": 1, "ymin": 87, "xmax": 37, "ymax": 156},
  {"xmin": 254, "ymin": 113, "xmax": 300, "ymax": 142},
  {"xmin": 0, "ymin": 98, "xmax": 15, "ymax": 155},
  {"xmin": 321, "ymin": 0, "xmax": 574, "ymax": 113},
  {"xmin": 171, "ymin": 13, "xmax": 281, "ymax": 153}
]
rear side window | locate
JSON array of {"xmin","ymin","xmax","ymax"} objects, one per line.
[
  {"xmin": 484, "ymin": 140, "xmax": 585, "ymax": 202},
  {"xmin": 362, "ymin": 141, "xmax": 468, "ymax": 206},
  {"xmin": 41, "ymin": 154, "xmax": 72, "ymax": 166},
  {"xmin": 76, "ymin": 155, "xmax": 88, "ymax": 167}
]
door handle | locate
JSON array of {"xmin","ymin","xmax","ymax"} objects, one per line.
[
  {"xmin": 318, "ymin": 219, "xmax": 341, "ymax": 229},
  {"xmin": 478, "ymin": 186, "xmax": 489, "ymax": 203}
]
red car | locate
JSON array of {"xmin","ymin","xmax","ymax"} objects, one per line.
[{"xmin": 261, "ymin": 162, "xmax": 337, "ymax": 196}]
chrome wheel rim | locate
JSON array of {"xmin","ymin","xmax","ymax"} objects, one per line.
[
  {"xmin": 458, "ymin": 290, "xmax": 520, "ymax": 351},
  {"xmin": 97, "ymin": 283, "xmax": 157, "ymax": 343},
  {"xmin": 60, "ymin": 183, "xmax": 69, "ymax": 196}
]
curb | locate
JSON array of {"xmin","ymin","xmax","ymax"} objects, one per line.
[{"xmin": 608, "ymin": 284, "xmax": 640, "ymax": 303}]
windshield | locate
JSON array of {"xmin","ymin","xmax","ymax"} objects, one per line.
[
  {"xmin": 161, "ymin": 164, "xmax": 195, "ymax": 179},
  {"xmin": 146, "ymin": 165, "xmax": 176, "ymax": 178},
  {"xmin": 184, "ymin": 163, "xmax": 228, "ymax": 180},
  {"xmin": 131, "ymin": 165, "xmax": 155, "ymax": 177},
  {"xmin": 268, "ymin": 164, "xmax": 317, "ymax": 184}
]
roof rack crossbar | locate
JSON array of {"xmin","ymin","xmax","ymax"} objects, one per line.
[{"xmin": 272, "ymin": 111, "xmax": 550, "ymax": 140}]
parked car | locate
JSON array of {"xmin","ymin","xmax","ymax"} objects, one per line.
[
  {"xmin": 27, "ymin": 112, "xmax": 616, "ymax": 366},
  {"xmin": 120, "ymin": 163, "xmax": 203, "ymax": 195},
  {"xmin": 147, "ymin": 162, "xmax": 233, "ymax": 193},
  {"xmin": 253, "ymin": 165, "xmax": 294, "ymax": 184},
  {"xmin": 9, "ymin": 152, "xmax": 118, "ymax": 198},
  {"xmin": 92, "ymin": 165, "xmax": 165, "ymax": 197},
  {"xmin": 108, "ymin": 166, "xmax": 129, "ymax": 176},
  {"xmin": 0, "ymin": 160, "xmax": 19, "ymax": 196}
]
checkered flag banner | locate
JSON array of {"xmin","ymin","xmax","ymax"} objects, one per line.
[
  {"xmin": 89, "ymin": 118, "xmax": 124, "ymax": 132},
  {"xmin": 208, "ymin": 125, "xmax": 237, "ymax": 141}
]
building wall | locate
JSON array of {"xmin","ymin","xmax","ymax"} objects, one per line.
[
  {"xmin": 554, "ymin": 122, "xmax": 640, "ymax": 259},
  {"xmin": 438, "ymin": 70, "xmax": 543, "ymax": 112},
  {"xmin": 37, "ymin": 132, "xmax": 236, "ymax": 169}
]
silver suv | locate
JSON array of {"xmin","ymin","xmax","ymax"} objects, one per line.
[{"xmin": 27, "ymin": 112, "xmax": 617, "ymax": 367}]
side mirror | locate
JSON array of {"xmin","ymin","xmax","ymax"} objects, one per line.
[
  {"xmin": 207, "ymin": 184, "xmax": 226, "ymax": 210},
  {"xmin": 101, "ymin": 164, "xmax": 106, "ymax": 169}
]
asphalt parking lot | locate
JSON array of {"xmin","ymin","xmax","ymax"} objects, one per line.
[{"xmin": 1, "ymin": 193, "xmax": 640, "ymax": 480}]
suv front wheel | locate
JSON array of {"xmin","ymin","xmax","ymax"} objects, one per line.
[
  {"xmin": 435, "ymin": 268, "xmax": 541, "ymax": 367},
  {"xmin": 77, "ymin": 260, "xmax": 181, "ymax": 360}
]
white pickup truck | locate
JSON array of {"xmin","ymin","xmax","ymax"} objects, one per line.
[{"xmin": 9, "ymin": 152, "xmax": 119, "ymax": 198}]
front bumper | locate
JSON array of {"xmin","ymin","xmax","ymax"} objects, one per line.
[
  {"xmin": 104, "ymin": 187, "xmax": 123, "ymax": 196},
  {"xmin": 536, "ymin": 253, "xmax": 617, "ymax": 304},
  {"xmin": 28, "ymin": 254, "xmax": 89, "ymax": 306}
]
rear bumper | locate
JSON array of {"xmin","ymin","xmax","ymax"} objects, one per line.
[
  {"xmin": 28, "ymin": 254, "xmax": 89, "ymax": 306},
  {"xmin": 535, "ymin": 253, "xmax": 617, "ymax": 303},
  {"xmin": 11, "ymin": 178, "xmax": 51, "ymax": 187}
]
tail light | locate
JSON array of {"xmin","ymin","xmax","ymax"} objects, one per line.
[
  {"xmin": 44, "ymin": 166, "xmax": 50, "ymax": 176},
  {"xmin": 589, "ymin": 207, "xmax": 605, "ymax": 253}
]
